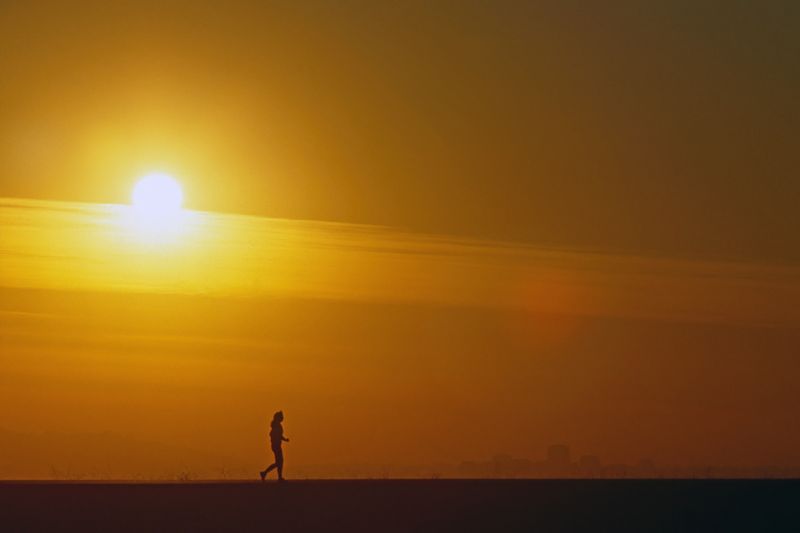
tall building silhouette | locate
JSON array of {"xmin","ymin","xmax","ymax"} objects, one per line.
[{"xmin": 547, "ymin": 444, "xmax": 571, "ymax": 468}]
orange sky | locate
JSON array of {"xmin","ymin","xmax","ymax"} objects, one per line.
[{"xmin": 1, "ymin": 1, "xmax": 799, "ymax": 478}]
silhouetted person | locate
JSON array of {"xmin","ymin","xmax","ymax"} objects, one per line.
[{"xmin": 260, "ymin": 410, "xmax": 289, "ymax": 481}]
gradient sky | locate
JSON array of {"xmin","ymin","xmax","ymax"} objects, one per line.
[
  {"xmin": 1, "ymin": 1, "xmax": 799, "ymax": 477},
  {"xmin": 2, "ymin": 1, "xmax": 799, "ymax": 258}
]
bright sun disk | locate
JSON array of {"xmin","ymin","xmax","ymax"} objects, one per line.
[
  {"xmin": 132, "ymin": 173, "xmax": 184, "ymax": 216},
  {"xmin": 124, "ymin": 173, "xmax": 189, "ymax": 245}
]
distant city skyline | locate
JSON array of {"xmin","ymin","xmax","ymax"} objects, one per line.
[{"xmin": 3, "ymin": 427, "xmax": 797, "ymax": 481}]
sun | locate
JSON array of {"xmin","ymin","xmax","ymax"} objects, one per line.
[
  {"xmin": 122, "ymin": 173, "xmax": 190, "ymax": 245},
  {"xmin": 132, "ymin": 173, "xmax": 184, "ymax": 216}
]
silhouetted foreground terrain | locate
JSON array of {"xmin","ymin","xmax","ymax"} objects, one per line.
[{"xmin": 1, "ymin": 479, "xmax": 798, "ymax": 532}]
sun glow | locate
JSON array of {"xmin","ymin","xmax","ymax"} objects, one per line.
[
  {"xmin": 125, "ymin": 173, "xmax": 190, "ymax": 244},
  {"xmin": 132, "ymin": 173, "xmax": 184, "ymax": 216}
]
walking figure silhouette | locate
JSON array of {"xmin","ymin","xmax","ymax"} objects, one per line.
[{"xmin": 260, "ymin": 411, "xmax": 289, "ymax": 481}]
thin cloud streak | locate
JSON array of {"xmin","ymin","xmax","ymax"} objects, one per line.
[{"xmin": 1, "ymin": 197, "xmax": 799, "ymax": 327}]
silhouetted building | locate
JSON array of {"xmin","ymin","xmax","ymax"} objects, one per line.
[
  {"xmin": 493, "ymin": 454, "xmax": 513, "ymax": 477},
  {"xmin": 492, "ymin": 454, "xmax": 532, "ymax": 478},
  {"xmin": 547, "ymin": 444, "xmax": 570, "ymax": 467},
  {"xmin": 458, "ymin": 460, "xmax": 491, "ymax": 478},
  {"xmin": 544, "ymin": 444, "xmax": 572, "ymax": 476},
  {"xmin": 578, "ymin": 455, "xmax": 601, "ymax": 476},
  {"xmin": 605, "ymin": 464, "xmax": 629, "ymax": 478},
  {"xmin": 636, "ymin": 459, "xmax": 656, "ymax": 477}
]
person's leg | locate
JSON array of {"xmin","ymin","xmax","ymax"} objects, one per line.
[
  {"xmin": 276, "ymin": 447, "xmax": 284, "ymax": 479},
  {"xmin": 266, "ymin": 448, "xmax": 279, "ymax": 473},
  {"xmin": 261, "ymin": 447, "xmax": 279, "ymax": 479}
]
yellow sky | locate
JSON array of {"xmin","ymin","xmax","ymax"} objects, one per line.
[
  {"xmin": 2, "ymin": 1, "xmax": 800, "ymax": 478},
  {"xmin": 2, "ymin": 197, "xmax": 800, "ymax": 476},
  {"xmin": 3, "ymin": 198, "xmax": 799, "ymax": 325},
  {"xmin": 2, "ymin": 1, "xmax": 799, "ymax": 260}
]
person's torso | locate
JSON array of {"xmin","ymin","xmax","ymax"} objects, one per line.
[{"xmin": 269, "ymin": 422, "xmax": 283, "ymax": 445}]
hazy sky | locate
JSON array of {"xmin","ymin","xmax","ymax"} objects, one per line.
[
  {"xmin": 2, "ymin": 1, "xmax": 798, "ymax": 259},
  {"xmin": 1, "ymin": 2, "xmax": 799, "ymax": 477}
]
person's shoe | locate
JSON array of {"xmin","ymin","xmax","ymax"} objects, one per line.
[
  {"xmin": 259, "ymin": 470, "xmax": 267, "ymax": 481},
  {"xmin": 277, "ymin": 477, "xmax": 287, "ymax": 483}
]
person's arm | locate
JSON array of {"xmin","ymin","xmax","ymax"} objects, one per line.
[{"xmin": 282, "ymin": 435, "xmax": 290, "ymax": 442}]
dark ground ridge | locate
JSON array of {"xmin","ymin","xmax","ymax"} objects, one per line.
[{"xmin": 1, "ymin": 479, "xmax": 798, "ymax": 532}]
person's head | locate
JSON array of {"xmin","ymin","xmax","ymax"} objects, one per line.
[{"xmin": 273, "ymin": 410, "xmax": 284, "ymax": 423}]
